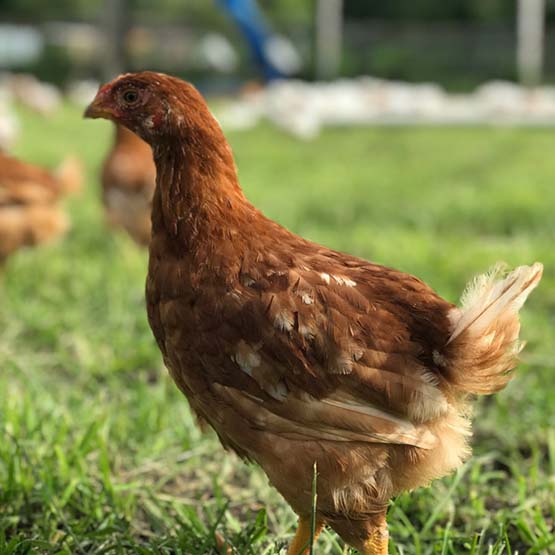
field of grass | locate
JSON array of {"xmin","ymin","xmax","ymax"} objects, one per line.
[{"xmin": 1, "ymin": 104, "xmax": 554, "ymax": 554}]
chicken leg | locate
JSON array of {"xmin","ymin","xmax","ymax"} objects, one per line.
[
  {"xmin": 360, "ymin": 525, "xmax": 389, "ymax": 555},
  {"xmin": 331, "ymin": 511, "xmax": 389, "ymax": 555},
  {"xmin": 287, "ymin": 517, "xmax": 324, "ymax": 555}
]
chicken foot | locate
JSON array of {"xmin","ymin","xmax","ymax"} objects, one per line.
[
  {"xmin": 360, "ymin": 524, "xmax": 389, "ymax": 555},
  {"xmin": 287, "ymin": 517, "xmax": 324, "ymax": 555}
]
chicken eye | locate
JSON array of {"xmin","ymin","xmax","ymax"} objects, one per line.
[{"xmin": 122, "ymin": 89, "xmax": 139, "ymax": 104}]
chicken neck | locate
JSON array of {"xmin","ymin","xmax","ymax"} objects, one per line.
[{"xmin": 149, "ymin": 130, "xmax": 267, "ymax": 272}]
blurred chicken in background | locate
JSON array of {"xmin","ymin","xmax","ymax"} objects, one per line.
[
  {"xmin": 100, "ymin": 124, "xmax": 155, "ymax": 246},
  {"xmin": 7, "ymin": 74, "xmax": 62, "ymax": 116},
  {"xmin": 0, "ymin": 152, "xmax": 82, "ymax": 264}
]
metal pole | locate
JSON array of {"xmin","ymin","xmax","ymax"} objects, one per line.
[
  {"xmin": 314, "ymin": 0, "xmax": 343, "ymax": 80},
  {"xmin": 103, "ymin": 0, "xmax": 129, "ymax": 81},
  {"xmin": 517, "ymin": 0, "xmax": 545, "ymax": 87}
]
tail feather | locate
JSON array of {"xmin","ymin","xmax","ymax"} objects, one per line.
[{"xmin": 442, "ymin": 262, "xmax": 542, "ymax": 395}]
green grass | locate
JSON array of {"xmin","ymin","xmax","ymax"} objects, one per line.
[{"xmin": 1, "ymin": 104, "xmax": 554, "ymax": 554}]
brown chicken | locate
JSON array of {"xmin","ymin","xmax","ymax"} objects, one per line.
[
  {"xmin": 85, "ymin": 73, "xmax": 543, "ymax": 555},
  {"xmin": 0, "ymin": 152, "xmax": 81, "ymax": 264},
  {"xmin": 101, "ymin": 124, "xmax": 156, "ymax": 246}
]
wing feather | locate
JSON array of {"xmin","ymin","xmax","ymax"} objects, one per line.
[{"xmin": 216, "ymin": 258, "xmax": 454, "ymax": 448}]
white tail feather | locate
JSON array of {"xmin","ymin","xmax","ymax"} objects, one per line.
[
  {"xmin": 442, "ymin": 262, "xmax": 542, "ymax": 395},
  {"xmin": 448, "ymin": 262, "xmax": 543, "ymax": 344}
]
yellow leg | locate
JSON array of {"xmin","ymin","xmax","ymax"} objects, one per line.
[
  {"xmin": 214, "ymin": 531, "xmax": 231, "ymax": 555},
  {"xmin": 360, "ymin": 525, "xmax": 389, "ymax": 555},
  {"xmin": 287, "ymin": 517, "xmax": 324, "ymax": 555}
]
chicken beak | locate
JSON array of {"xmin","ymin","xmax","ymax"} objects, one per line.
[{"xmin": 84, "ymin": 97, "xmax": 117, "ymax": 120}]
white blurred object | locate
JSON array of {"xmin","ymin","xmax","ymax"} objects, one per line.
[
  {"xmin": 264, "ymin": 80, "xmax": 321, "ymax": 139},
  {"xmin": 474, "ymin": 80, "xmax": 555, "ymax": 119},
  {"xmin": 8, "ymin": 74, "xmax": 61, "ymax": 116},
  {"xmin": 197, "ymin": 33, "xmax": 238, "ymax": 73},
  {"xmin": 264, "ymin": 35, "xmax": 302, "ymax": 76},
  {"xmin": 67, "ymin": 79, "xmax": 100, "ymax": 108},
  {"xmin": 219, "ymin": 77, "xmax": 555, "ymax": 139},
  {"xmin": 218, "ymin": 99, "xmax": 263, "ymax": 131},
  {"xmin": 0, "ymin": 113, "xmax": 19, "ymax": 151},
  {"xmin": 475, "ymin": 81, "xmax": 527, "ymax": 114},
  {"xmin": 0, "ymin": 86, "xmax": 20, "ymax": 151}
]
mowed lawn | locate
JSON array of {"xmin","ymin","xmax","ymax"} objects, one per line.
[{"xmin": 1, "ymin": 103, "xmax": 554, "ymax": 555}]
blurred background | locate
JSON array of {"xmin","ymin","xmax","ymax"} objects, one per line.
[
  {"xmin": 2, "ymin": 0, "xmax": 555, "ymax": 142},
  {"xmin": 1, "ymin": 2, "xmax": 554, "ymax": 554},
  {"xmin": 0, "ymin": 0, "xmax": 554, "ymax": 87}
]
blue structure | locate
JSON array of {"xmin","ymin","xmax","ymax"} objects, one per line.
[{"xmin": 217, "ymin": 0, "xmax": 288, "ymax": 80}]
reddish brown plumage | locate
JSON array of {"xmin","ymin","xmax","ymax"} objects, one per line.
[
  {"xmin": 85, "ymin": 72, "xmax": 542, "ymax": 554},
  {"xmin": 101, "ymin": 124, "xmax": 156, "ymax": 245},
  {"xmin": 0, "ymin": 151, "xmax": 80, "ymax": 263}
]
